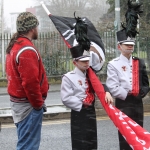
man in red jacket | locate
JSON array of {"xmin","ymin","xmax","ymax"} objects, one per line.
[{"xmin": 5, "ymin": 12, "xmax": 49, "ymax": 150}]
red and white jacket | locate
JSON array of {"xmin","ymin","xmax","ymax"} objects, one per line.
[{"xmin": 6, "ymin": 37, "xmax": 49, "ymax": 109}]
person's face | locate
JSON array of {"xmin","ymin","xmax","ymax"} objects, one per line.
[
  {"xmin": 32, "ymin": 27, "xmax": 38, "ymax": 40},
  {"xmin": 73, "ymin": 60, "xmax": 89, "ymax": 72},
  {"xmin": 118, "ymin": 44, "xmax": 134, "ymax": 56}
]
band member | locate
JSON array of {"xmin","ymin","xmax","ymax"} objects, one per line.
[
  {"xmin": 60, "ymin": 15, "xmax": 113, "ymax": 150},
  {"xmin": 106, "ymin": 1, "xmax": 149, "ymax": 149}
]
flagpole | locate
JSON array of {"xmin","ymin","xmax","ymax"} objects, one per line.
[
  {"xmin": 40, "ymin": 1, "xmax": 51, "ymax": 15},
  {"xmin": 136, "ymin": 0, "xmax": 140, "ymax": 57},
  {"xmin": 115, "ymin": 0, "xmax": 120, "ymax": 57}
]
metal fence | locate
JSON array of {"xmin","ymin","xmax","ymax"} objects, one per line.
[{"xmin": 0, "ymin": 31, "xmax": 150, "ymax": 78}]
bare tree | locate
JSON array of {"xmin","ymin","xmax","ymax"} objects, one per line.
[
  {"xmin": 33, "ymin": 0, "xmax": 109, "ymax": 24},
  {"xmin": 48, "ymin": 0, "xmax": 90, "ymax": 17}
]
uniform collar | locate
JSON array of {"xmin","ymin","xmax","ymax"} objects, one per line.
[
  {"xmin": 73, "ymin": 67, "xmax": 86, "ymax": 77},
  {"xmin": 120, "ymin": 54, "xmax": 132, "ymax": 63}
]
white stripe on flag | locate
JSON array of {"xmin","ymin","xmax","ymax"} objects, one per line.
[
  {"xmin": 65, "ymin": 33, "xmax": 74, "ymax": 40},
  {"xmin": 144, "ymin": 132, "xmax": 150, "ymax": 134},
  {"xmin": 130, "ymin": 131, "xmax": 135, "ymax": 134},
  {"xmin": 62, "ymin": 30, "xmax": 70, "ymax": 36}
]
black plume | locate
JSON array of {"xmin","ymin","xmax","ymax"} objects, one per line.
[
  {"xmin": 122, "ymin": 0, "xmax": 143, "ymax": 38},
  {"xmin": 74, "ymin": 12, "xmax": 91, "ymax": 51}
]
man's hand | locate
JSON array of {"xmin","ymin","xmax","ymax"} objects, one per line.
[
  {"xmin": 34, "ymin": 103, "xmax": 47, "ymax": 112},
  {"xmin": 105, "ymin": 92, "xmax": 113, "ymax": 105}
]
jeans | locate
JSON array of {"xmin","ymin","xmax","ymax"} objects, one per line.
[{"xmin": 15, "ymin": 108, "xmax": 44, "ymax": 150}]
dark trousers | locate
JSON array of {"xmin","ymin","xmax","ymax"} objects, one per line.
[
  {"xmin": 115, "ymin": 95, "xmax": 143, "ymax": 150},
  {"xmin": 71, "ymin": 105, "xmax": 97, "ymax": 150}
]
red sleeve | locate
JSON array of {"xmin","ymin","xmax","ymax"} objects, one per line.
[{"xmin": 17, "ymin": 50, "xmax": 43, "ymax": 109}]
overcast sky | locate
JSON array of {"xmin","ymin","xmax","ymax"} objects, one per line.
[
  {"xmin": 3, "ymin": 0, "xmax": 34, "ymax": 28},
  {"xmin": 4, "ymin": 0, "xmax": 33, "ymax": 14}
]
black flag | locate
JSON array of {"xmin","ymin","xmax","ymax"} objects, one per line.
[{"xmin": 49, "ymin": 14, "xmax": 105, "ymax": 54}]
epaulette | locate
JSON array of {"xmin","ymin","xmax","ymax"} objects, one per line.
[
  {"xmin": 63, "ymin": 70, "xmax": 74, "ymax": 77},
  {"xmin": 70, "ymin": 70, "xmax": 75, "ymax": 74},
  {"xmin": 132, "ymin": 56, "xmax": 139, "ymax": 60},
  {"xmin": 113, "ymin": 57, "xmax": 120, "ymax": 61}
]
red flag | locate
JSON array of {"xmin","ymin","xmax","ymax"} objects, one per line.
[{"xmin": 87, "ymin": 67, "xmax": 150, "ymax": 150}]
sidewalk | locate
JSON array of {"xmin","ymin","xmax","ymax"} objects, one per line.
[
  {"xmin": 0, "ymin": 84, "xmax": 69, "ymax": 123},
  {"xmin": 0, "ymin": 85, "xmax": 150, "ymax": 124},
  {"xmin": 0, "ymin": 84, "xmax": 104, "ymax": 123}
]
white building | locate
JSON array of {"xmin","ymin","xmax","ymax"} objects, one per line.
[{"xmin": 10, "ymin": 12, "xmax": 20, "ymax": 34}]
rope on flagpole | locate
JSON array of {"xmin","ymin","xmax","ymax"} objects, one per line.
[{"xmin": 40, "ymin": 1, "xmax": 51, "ymax": 15}]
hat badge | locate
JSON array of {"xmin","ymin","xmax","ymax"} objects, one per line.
[{"xmin": 127, "ymin": 36, "xmax": 132, "ymax": 40}]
